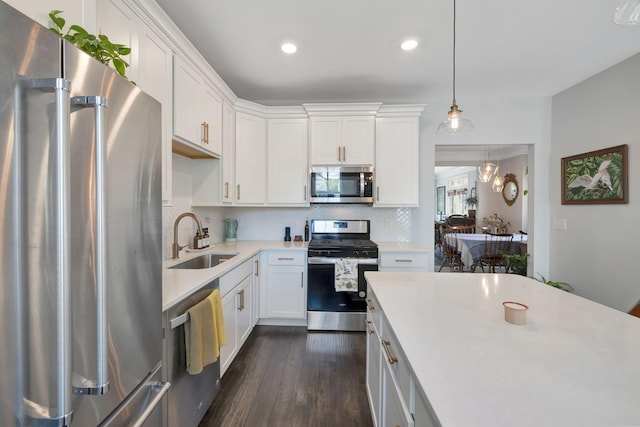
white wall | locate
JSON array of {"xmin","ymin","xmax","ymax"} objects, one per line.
[
  {"xmin": 419, "ymin": 95, "xmax": 552, "ymax": 277},
  {"xmin": 476, "ymin": 155, "xmax": 527, "ymax": 232},
  {"xmin": 550, "ymin": 53, "xmax": 640, "ymax": 312}
]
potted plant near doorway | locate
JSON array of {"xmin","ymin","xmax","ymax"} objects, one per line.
[{"xmin": 465, "ymin": 188, "xmax": 478, "ymax": 219}]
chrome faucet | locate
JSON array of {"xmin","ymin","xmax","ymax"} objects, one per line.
[{"xmin": 172, "ymin": 212, "xmax": 204, "ymax": 259}]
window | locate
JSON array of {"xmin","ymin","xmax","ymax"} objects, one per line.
[{"xmin": 446, "ymin": 177, "xmax": 468, "ymax": 216}]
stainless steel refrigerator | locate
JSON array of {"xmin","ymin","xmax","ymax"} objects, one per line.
[{"xmin": 0, "ymin": 2, "xmax": 167, "ymax": 426}]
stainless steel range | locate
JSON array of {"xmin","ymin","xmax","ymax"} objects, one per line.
[{"xmin": 307, "ymin": 220, "xmax": 379, "ymax": 331}]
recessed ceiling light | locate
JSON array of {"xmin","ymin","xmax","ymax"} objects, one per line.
[
  {"xmin": 401, "ymin": 39, "xmax": 418, "ymax": 51},
  {"xmin": 281, "ymin": 42, "xmax": 297, "ymax": 54}
]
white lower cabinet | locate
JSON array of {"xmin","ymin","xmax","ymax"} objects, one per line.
[
  {"xmin": 219, "ymin": 290, "xmax": 238, "ymax": 377},
  {"xmin": 252, "ymin": 255, "xmax": 260, "ymax": 326},
  {"xmin": 367, "ymin": 284, "xmax": 438, "ymax": 427},
  {"xmin": 219, "ymin": 259, "xmax": 254, "ymax": 377},
  {"xmin": 259, "ymin": 251, "xmax": 307, "ymax": 321},
  {"xmin": 379, "ymin": 252, "xmax": 429, "ymax": 272},
  {"xmin": 366, "ymin": 311, "xmax": 381, "ymax": 427}
]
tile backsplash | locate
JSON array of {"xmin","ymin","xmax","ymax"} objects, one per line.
[{"xmin": 162, "ymin": 154, "xmax": 417, "ymax": 258}]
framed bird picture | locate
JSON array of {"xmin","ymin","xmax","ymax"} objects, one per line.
[{"xmin": 561, "ymin": 144, "xmax": 628, "ymax": 204}]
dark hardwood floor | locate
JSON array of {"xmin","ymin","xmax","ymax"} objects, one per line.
[{"xmin": 200, "ymin": 326, "xmax": 374, "ymax": 427}]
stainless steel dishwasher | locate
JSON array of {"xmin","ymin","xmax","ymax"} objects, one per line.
[{"xmin": 164, "ymin": 279, "xmax": 221, "ymax": 427}]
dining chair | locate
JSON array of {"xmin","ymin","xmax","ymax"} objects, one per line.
[
  {"xmin": 439, "ymin": 227, "xmax": 464, "ymax": 272},
  {"xmin": 452, "ymin": 225, "xmax": 475, "ymax": 234},
  {"xmin": 471, "ymin": 233, "xmax": 514, "ymax": 273},
  {"xmin": 446, "ymin": 214, "xmax": 470, "ymax": 227}
]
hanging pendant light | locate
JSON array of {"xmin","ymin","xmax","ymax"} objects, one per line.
[
  {"xmin": 492, "ymin": 174, "xmax": 504, "ymax": 192},
  {"xmin": 437, "ymin": 0, "xmax": 474, "ymax": 134},
  {"xmin": 477, "ymin": 147, "xmax": 498, "ymax": 183},
  {"xmin": 614, "ymin": 0, "xmax": 640, "ymax": 25},
  {"xmin": 492, "ymin": 160, "xmax": 504, "ymax": 192}
]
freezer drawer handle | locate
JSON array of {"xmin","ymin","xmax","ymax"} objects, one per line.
[
  {"xmin": 130, "ymin": 381, "xmax": 171, "ymax": 427},
  {"xmin": 98, "ymin": 364, "xmax": 170, "ymax": 427},
  {"xmin": 19, "ymin": 77, "xmax": 74, "ymax": 425},
  {"xmin": 70, "ymin": 95, "xmax": 110, "ymax": 396}
]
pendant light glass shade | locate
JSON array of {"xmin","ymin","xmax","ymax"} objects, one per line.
[
  {"xmin": 614, "ymin": 0, "xmax": 640, "ymax": 25},
  {"xmin": 437, "ymin": 0, "xmax": 474, "ymax": 135},
  {"xmin": 478, "ymin": 162, "xmax": 498, "ymax": 183},
  {"xmin": 492, "ymin": 174, "xmax": 504, "ymax": 193},
  {"xmin": 437, "ymin": 102, "xmax": 475, "ymax": 134}
]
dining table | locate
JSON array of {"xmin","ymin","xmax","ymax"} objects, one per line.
[{"xmin": 456, "ymin": 233, "xmax": 528, "ymax": 269}]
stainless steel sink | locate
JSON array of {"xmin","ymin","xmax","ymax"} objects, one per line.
[{"xmin": 169, "ymin": 253, "xmax": 237, "ymax": 269}]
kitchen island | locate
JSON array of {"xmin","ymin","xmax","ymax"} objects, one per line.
[{"xmin": 364, "ymin": 272, "xmax": 640, "ymax": 426}]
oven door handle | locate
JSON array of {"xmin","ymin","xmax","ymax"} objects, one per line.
[{"xmin": 308, "ymin": 257, "xmax": 378, "ymax": 265}]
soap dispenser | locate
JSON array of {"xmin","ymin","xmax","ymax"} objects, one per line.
[{"xmin": 193, "ymin": 230, "xmax": 202, "ymax": 249}]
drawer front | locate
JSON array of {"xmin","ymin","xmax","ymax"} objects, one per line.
[
  {"xmin": 366, "ymin": 285, "xmax": 382, "ymax": 333},
  {"xmin": 266, "ymin": 251, "xmax": 306, "ymax": 266},
  {"xmin": 220, "ymin": 259, "xmax": 252, "ymax": 296},
  {"xmin": 381, "ymin": 313, "xmax": 412, "ymax": 409},
  {"xmin": 380, "ymin": 252, "xmax": 428, "ymax": 269}
]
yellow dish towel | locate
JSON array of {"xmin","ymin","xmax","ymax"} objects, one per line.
[
  {"xmin": 184, "ymin": 289, "xmax": 226, "ymax": 375},
  {"xmin": 209, "ymin": 289, "xmax": 226, "ymax": 348}
]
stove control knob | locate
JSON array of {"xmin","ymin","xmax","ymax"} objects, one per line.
[{"xmin": 359, "ymin": 291, "xmax": 366, "ymax": 298}]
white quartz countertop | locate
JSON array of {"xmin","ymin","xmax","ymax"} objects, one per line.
[
  {"xmin": 162, "ymin": 240, "xmax": 307, "ymax": 311},
  {"xmin": 365, "ymin": 272, "xmax": 640, "ymax": 427},
  {"xmin": 376, "ymin": 241, "xmax": 430, "ymax": 253}
]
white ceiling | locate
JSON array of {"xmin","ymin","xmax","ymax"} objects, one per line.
[{"xmin": 154, "ymin": 0, "xmax": 640, "ymax": 106}]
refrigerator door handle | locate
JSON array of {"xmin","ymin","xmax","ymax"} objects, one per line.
[
  {"xmin": 18, "ymin": 77, "xmax": 73, "ymax": 426},
  {"xmin": 70, "ymin": 95, "xmax": 110, "ymax": 396}
]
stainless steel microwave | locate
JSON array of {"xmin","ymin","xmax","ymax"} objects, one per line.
[{"xmin": 309, "ymin": 166, "xmax": 374, "ymax": 204}]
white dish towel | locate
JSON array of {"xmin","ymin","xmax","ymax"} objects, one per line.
[{"xmin": 335, "ymin": 258, "xmax": 358, "ymax": 292}]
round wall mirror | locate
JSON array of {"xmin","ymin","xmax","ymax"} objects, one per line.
[{"xmin": 502, "ymin": 173, "xmax": 519, "ymax": 206}]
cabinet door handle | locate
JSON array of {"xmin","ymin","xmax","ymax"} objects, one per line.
[
  {"xmin": 376, "ymin": 186, "xmax": 380, "ymax": 201},
  {"xmin": 278, "ymin": 257, "xmax": 294, "ymax": 261},
  {"xmin": 342, "ymin": 146, "xmax": 346, "ymax": 162},
  {"xmin": 201, "ymin": 122, "xmax": 206, "ymax": 143},
  {"xmin": 204, "ymin": 122, "xmax": 209, "ymax": 144},
  {"xmin": 366, "ymin": 320, "xmax": 374, "ymax": 335},
  {"xmin": 238, "ymin": 289, "xmax": 245, "ymax": 311},
  {"xmin": 395, "ymin": 259, "xmax": 412, "ymax": 263},
  {"xmin": 337, "ymin": 146, "xmax": 341, "ymax": 162},
  {"xmin": 300, "ymin": 271, "xmax": 304, "ymax": 288},
  {"xmin": 381, "ymin": 339, "xmax": 398, "ymax": 364},
  {"xmin": 304, "ymin": 185, "xmax": 307, "ymax": 201},
  {"xmin": 224, "ymin": 182, "xmax": 229, "ymax": 199},
  {"xmin": 237, "ymin": 184, "xmax": 240, "ymax": 200}
]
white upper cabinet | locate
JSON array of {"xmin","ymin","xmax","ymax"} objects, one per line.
[
  {"xmin": 375, "ymin": 117, "xmax": 420, "ymax": 207},
  {"xmin": 96, "ymin": 0, "xmax": 138, "ymax": 82},
  {"xmin": 221, "ymin": 101, "xmax": 235, "ymax": 204},
  {"xmin": 137, "ymin": 25, "xmax": 173, "ymax": 204},
  {"xmin": 374, "ymin": 106, "xmax": 425, "ymax": 207},
  {"xmin": 310, "ymin": 116, "xmax": 342, "ymax": 165},
  {"xmin": 7, "ymin": 0, "xmax": 94, "ymax": 33},
  {"xmin": 342, "ymin": 116, "xmax": 376, "ymax": 165},
  {"xmin": 267, "ymin": 118, "xmax": 309, "ymax": 205},
  {"xmin": 201, "ymin": 83, "xmax": 223, "ymax": 155},
  {"xmin": 173, "ymin": 55, "xmax": 222, "ymax": 158},
  {"xmin": 310, "ymin": 116, "xmax": 375, "ymax": 165},
  {"xmin": 235, "ymin": 111, "xmax": 267, "ymax": 205}
]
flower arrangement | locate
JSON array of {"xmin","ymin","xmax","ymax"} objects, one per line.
[{"xmin": 482, "ymin": 213, "xmax": 510, "ymax": 233}]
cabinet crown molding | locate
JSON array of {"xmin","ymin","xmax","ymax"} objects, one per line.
[
  {"xmin": 303, "ymin": 102, "xmax": 382, "ymax": 116},
  {"xmin": 377, "ymin": 104, "xmax": 427, "ymax": 117}
]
